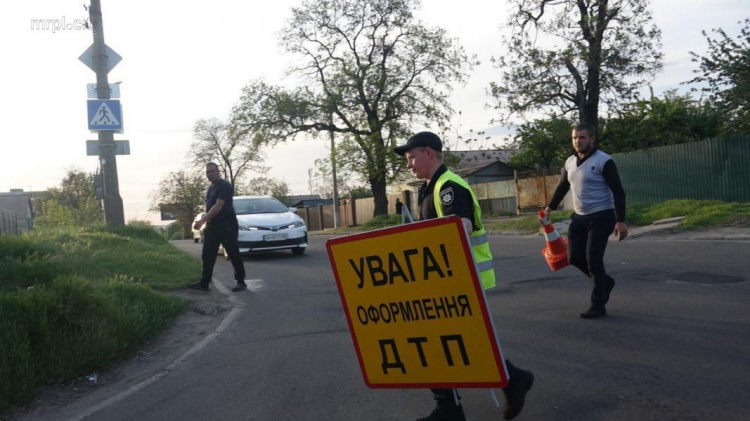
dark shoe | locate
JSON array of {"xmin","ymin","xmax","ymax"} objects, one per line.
[
  {"xmin": 503, "ymin": 369, "xmax": 534, "ymax": 420},
  {"xmin": 231, "ymin": 282, "xmax": 247, "ymax": 292},
  {"xmin": 187, "ymin": 282, "xmax": 209, "ymax": 292},
  {"xmin": 580, "ymin": 304, "xmax": 607, "ymax": 319},
  {"xmin": 416, "ymin": 404, "xmax": 466, "ymax": 421}
]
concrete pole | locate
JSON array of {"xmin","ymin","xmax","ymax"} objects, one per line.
[{"xmin": 89, "ymin": 0, "xmax": 124, "ymax": 226}]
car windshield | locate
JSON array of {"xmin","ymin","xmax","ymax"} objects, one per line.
[{"xmin": 233, "ymin": 197, "xmax": 289, "ymax": 215}]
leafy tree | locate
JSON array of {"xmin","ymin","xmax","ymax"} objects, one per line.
[
  {"xmin": 687, "ymin": 19, "xmax": 750, "ymax": 134},
  {"xmin": 188, "ymin": 118, "xmax": 266, "ymax": 189},
  {"xmin": 348, "ymin": 186, "xmax": 373, "ymax": 199},
  {"xmin": 311, "ymin": 148, "xmax": 362, "ymax": 199},
  {"xmin": 35, "ymin": 169, "xmax": 103, "ymax": 228},
  {"xmin": 508, "ymin": 117, "xmax": 573, "ymax": 171},
  {"xmin": 490, "ymin": 0, "xmax": 663, "ymax": 127},
  {"xmin": 244, "ymin": 177, "xmax": 291, "ymax": 202},
  {"xmin": 232, "ymin": 0, "xmax": 476, "ymax": 216},
  {"xmin": 601, "ymin": 90, "xmax": 723, "ymax": 152},
  {"xmin": 148, "ymin": 170, "xmax": 206, "ymax": 238}
]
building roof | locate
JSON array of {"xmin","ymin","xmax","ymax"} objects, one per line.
[
  {"xmin": 453, "ymin": 161, "xmax": 506, "ymax": 177},
  {"xmin": 0, "ymin": 192, "xmax": 33, "ymax": 218},
  {"xmin": 281, "ymin": 194, "xmax": 321, "ymax": 206},
  {"xmin": 447, "ymin": 149, "xmax": 517, "ymax": 169}
]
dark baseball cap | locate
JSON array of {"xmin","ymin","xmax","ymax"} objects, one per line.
[{"xmin": 393, "ymin": 131, "xmax": 443, "ymax": 156}]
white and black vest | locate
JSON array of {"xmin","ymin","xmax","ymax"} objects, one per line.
[{"xmin": 565, "ymin": 150, "xmax": 615, "ymax": 215}]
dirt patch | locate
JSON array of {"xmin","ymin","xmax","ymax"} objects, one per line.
[{"xmin": 6, "ymin": 289, "xmax": 232, "ymax": 421}]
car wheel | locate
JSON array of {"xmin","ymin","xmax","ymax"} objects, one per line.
[{"xmin": 292, "ymin": 247, "xmax": 305, "ymax": 256}]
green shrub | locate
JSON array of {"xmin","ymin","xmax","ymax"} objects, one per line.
[
  {"xmin": 0, "ymin": 276, "xmax": 186, "ymax": 412},
  {"xmin": 0, "ymin": 222, "xmax": 199, "ymax": 413},
  {"xmin": 0, "ymin": 236, "xmax": 62, "ymax": 292},
  {"xmin": 362, "ymin": 214, "xmax": 402, "ymax": 229}
]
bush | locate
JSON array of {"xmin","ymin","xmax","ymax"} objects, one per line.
[
  {"xmin": 0, "ymin": 222, "xmax": 201, "ymax": 413},
  {"xmin": 0, "ymin": 276, "xmax": 186, "ymax": 411},
  {"xmin": 362, "ymin": 214, "xmax": 402, "ymax": 229},
  {"xmin": 0, "ymin": 236, "xmax": 61, "ymax": 292}
]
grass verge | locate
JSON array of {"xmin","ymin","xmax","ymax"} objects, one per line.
[
  {"xmin": 310, "ymin": 200, "xmax": 750, "ymax": 236},
  {"xmin": 0, "ymin": 223, "xmax": 200, "ymax": 413}
]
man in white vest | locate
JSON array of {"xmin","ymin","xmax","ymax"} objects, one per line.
[
  {"xmin": 545, "ymin": 122, "xmax": 628, "ymax": 319},
  {"xmin": 395, "ymin": 132, "xmax": 534, "ymax": 421}
]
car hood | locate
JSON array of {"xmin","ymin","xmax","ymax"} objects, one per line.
[{"xmin": 236, "ymin": 212, "xmax": 302, "ymax": 228}]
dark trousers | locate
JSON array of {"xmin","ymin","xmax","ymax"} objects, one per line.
[
  {"xmin": 430, "ymin": 359, "xmax": 521, "ymax": 403},
  {"xmin": 200, "ymin": 221, "xmax": 246, "ymax": 285},
  {"xmin": 567, "ymin": 210, "xmax": 617, "ymax": 305}
]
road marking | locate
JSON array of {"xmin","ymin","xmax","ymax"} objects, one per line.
[{"xmin": 245, "ymin": 278, "xmax": 264, "ymax": 292}]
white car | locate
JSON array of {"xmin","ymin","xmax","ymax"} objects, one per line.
[
  {"xmin": 222, "ymin": 195, "xmax": 308, "ymax": 257},
  {"xmin": 192, "ymin": 212, "xmax": 206, "ymax": 243}
]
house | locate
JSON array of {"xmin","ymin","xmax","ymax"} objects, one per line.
[
  {"xmin": 281, "ymin": 194, "xmax": 330, "ymax": 208},
  {"xmin": 0, "ymin": 189, "xmax": 36, "ymax": 234},
  {"xmin": 290, "ymin": 198, "xmax": 333, "ymax": 208},
  {"xmin": 394, "ymin": 149, "xmax": 518, "ymax": 190},
  {"xmin": 388, "ymin": 148, "xmax": 518, "ymax": 213},
  {"xmin": 448, "ymin": 150, "xmax": 516, "ymax": 185}
]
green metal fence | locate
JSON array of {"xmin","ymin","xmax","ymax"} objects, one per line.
[{"xmin": 614, "ymin": 135, "xmax": 750, "ymax": 204}]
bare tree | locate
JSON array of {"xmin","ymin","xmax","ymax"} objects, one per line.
[
  {"xmin": 490, "ymin": 0, "xmax": 663, "ymax": 127},
  {"xmin": 188, "ymin": 118, "xmax": 265, "ymax": 189}
]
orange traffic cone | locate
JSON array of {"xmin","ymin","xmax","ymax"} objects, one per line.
[{"xmin": 538, "ymin": 210, "xmax": 569, "ymax": 271}]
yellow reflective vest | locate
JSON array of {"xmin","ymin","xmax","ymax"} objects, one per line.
[{"xmin": 433, "ymin": 170, "xmax": 496, "ymax": 289}]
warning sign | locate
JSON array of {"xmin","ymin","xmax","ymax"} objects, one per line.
[
  {"xmin": 326, "ymin": 216, "xmax": 508, "ymax": 389},
  {"xmin": 87, "ymin": 100, "xmax": 123, "ymax": 132}
]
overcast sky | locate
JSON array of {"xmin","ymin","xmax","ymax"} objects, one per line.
[{"xmin": 1, "ymin": 0, "xmax": 747, "ymax": 224}]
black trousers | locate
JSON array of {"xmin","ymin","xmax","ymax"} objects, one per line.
[
  {"xmin": 567, "ymin": 210, "xmax": 617, "ymax": 305},
  {"xmin": 200, "ymin": 221, "xmax": 246, "ymax": 286},
  {"xmin": 430, "ymin": 359, "xmax": 521, "ymax": 404}
]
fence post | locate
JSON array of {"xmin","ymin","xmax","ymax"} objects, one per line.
[
  {"xmin": 350, "ymin": 198, "xmax": 358, "ymax": 226},
  {"xmin": 514, "ymin": 170, "xmax": 521, "ymax": 215},
  {"xmin": 401, "ymin": 191, "xmax": 411, "ymax": 218},
  {"xmin": 318, "ymin": 204, "xmax": 325, "ymax": 230}
]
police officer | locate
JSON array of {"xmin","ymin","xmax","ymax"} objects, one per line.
[
  {"xmin": 395, "ymin": 132, "xmax": 534, "ymax": 421},
  {"xmin": 188, "ymin": 162, "xmax": 247, "ymax": 293}
]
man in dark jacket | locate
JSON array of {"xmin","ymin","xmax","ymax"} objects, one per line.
[{"xmin": 188, "ymin": 163, "xmax": 247, "ymax": 293}]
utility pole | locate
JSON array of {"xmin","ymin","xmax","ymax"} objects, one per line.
[
  {"xmin": 329, "ymin": 113, "xmax": 339, "ymax": 228},
  {"xmin": 308, "ymin": 168, "xmax": 314, "ymax": 195},
  {"xmin": 87, "ymin": 0, "xmax": 124, "ymax": 226}
]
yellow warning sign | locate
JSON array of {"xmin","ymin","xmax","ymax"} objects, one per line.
[{"xmin": 326, "ymin": 216, "xmax": 508, "ymax": 389}]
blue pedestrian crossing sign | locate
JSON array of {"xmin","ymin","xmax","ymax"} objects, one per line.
[{"xmin": 87, "ymin": 100, "xmax": 123, "ymax": 132}]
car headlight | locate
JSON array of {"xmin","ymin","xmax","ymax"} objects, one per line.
[
  {"xmin": 239, "ymin": 225, "xmax": 259, "ymax": 231},
  {"xmin": 287, "ymin": 221, "xmax": 305, "ymax": 229}
]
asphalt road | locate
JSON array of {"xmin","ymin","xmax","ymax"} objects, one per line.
[{"xmin": 32, "ymin": 232, "xmax": 750, "ymax": 420}]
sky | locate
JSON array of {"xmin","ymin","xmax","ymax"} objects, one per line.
[{"xmin": 1, "ymin": 0, "xmax": 747, "ymax": 224}]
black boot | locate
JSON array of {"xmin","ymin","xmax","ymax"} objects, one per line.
[
  {"xmin": 580, "ymin": 303, "xmax": 607, "ymax": 319},
  {"xmin": 417, "ymin": 397, "xmax": 465, "ymax": 421},
  {"xmin": 503, "ymin": 369, "xmax": 534, "ymax": 420}
]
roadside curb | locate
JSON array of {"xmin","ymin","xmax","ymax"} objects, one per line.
[{"xmin": 64, "ymin": 278, "xmax": 244, "ymax": 421}]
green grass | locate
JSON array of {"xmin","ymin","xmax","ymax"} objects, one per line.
[
  {"xmin": 484, "ymin": 211, "xmax": 570, "ymax": 234},
  {"xmin": 627, "ymin": 200, "xmax": 750, "ymax": 230},
  {"xmin": 311, "ymin": 200, "xmax": 750, "ymax": 235},
  {"xmin": 0, "ymin": 223, "xmax": 199, "ymax": 413},
  {"xmin": 485, "ymin": 200, "xmax": 750, "ymax": 234}
]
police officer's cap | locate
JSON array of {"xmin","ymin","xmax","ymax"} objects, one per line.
[{"xmin": 393, "ymin": 131, "xmax": 443, "ymax": 156}]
